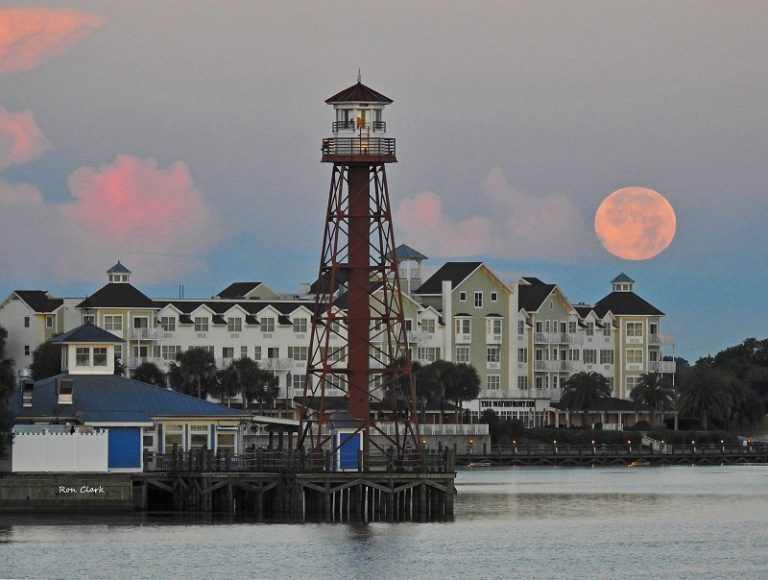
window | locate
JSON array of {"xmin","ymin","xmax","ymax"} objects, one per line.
[
  {"xmin": 626, "ymin": 322, "xmax": 643, "ymax": 337},
  {"xmin": 421, "ymin": 319, "xmax": 435, "ymax": 334},
  {"xmin": 160, "ymin": 316, "xmax": 176, "ymax": 332},
  {"xmin": 133, "ymin": 317, "xmax": 148, "ymax": 329},
  {"xmin": 486, "ymin": 318, "xmax": 502, "ymax": 338},
  {"xmin": 583, "ymin": 349, "xmax": 597, "ymax": 364},
  {"xmin": 254, "ymin": 346, "xmax": 262, "ymax": 360},
  {"xmin": 241, "ymin": 346, "xmax": 248, "ymax": 358},
  {"xmin": 455, "ymin": 346, "xmax": 470, "ymax": 363},
  {"xmin": 518, "ymin": 348, "xmax": 528, "ymax": 363},
  {"xmin": 487, "ymin": 346, "xmax": 500, "ymax": 363},
  {"xmin": 164, "ymin": 424, "xmax": 183, "ymax": 450},
  {"xmin": 23, "ymin": 316, "xmax": 30, "ymax": 328},
  {"xmin": 293, "ymin": 318, "xmax": 308, "ymax": 333},
  {"xmin": 189, "ymin": 425, "xmax": 209, "ymax": 448},
  {"xmin": 568, "ymin": 321, "xmax": 577, "ymax": 334},
  {"xmin": 24, "ymin": 345, "xmax": 30, "ymax": 356},
  {"xmin": 260, "ymin": 317, "xmax": 275, "ymax": 332},
  {"xmin": 600, "ymin": 350, "xmax": 614, "ymax": 364},
  {"xmin": 75, "ymin": 347, "xmax": 90, "ymax": 366},
  {"xmin": 216, "ymin": 431, "xmax": 236, "ymax": 454},
  {"xmin": 490, "ymin": 291, "xmax": 498, "ymax": 302},
  {"xmin": 418, "ymin": 347, "xmax": 440, "ymax": 362},
  {"xmin": 569, "ymin": 349, "xmax": 580, "ymax": 361},
  {"xmin": 626, "ymin": 349, "xmax": 643, "ymax": 364},
  {"xmin": 454, "ymin": 318, "xmax": 471, "ymax": 335},
  {"xmin": 586, "ymin": 322, "xmax": 594, "ymax": 336},
  {"xmin": 649, "ymin": 323, "xmax": 658, "ymax": 335},
  {"xmin": 474, "ymin": 291, "xmax": 483, "ymax": 308},
  {"xmin": 486, "ymin": 375, "xmax": 500, "ymax": 390},
  {"xmin": 143, "ymin": 429, "xmax": 155, "ymax": 452},
  {"xmin": 517, "ymin": 320, "xmax": 525, "ymax": 335},
  {"xmin": 517, "ymin": 376, "xmax": 528, "ymax": 390},
  {"xmin": 162, "ymin": 345, "xmax": 180, "ymax": 361},
  {"xmin": 288, "ymin": 346, "xmax": 308, "ymax": 361},
  {"xmin": 535, "ymin": 376, "xmax": 544, "ymax": 389},
  {"xmin": 222, "ymin": 347, "xmax": 234, "ymax": 359},
  {"xmin": 46, "ymin": 315, "xmax": 54, "ymax": 329},
  {"xmin": 405, "ymin": 319, "xmax": 413, "ymax": 331},
  {"xmin": 194, "ymin": 317, "xmax": 209, "ymax": 332},
  {"xmin": 459, "ymin": 291, "xmax": 467, "ymax": 302},
  {"xmin": 603, "ymin": 324, "xmax": 611, "ymax": 337},
  {"xmin": 267, "ymin": 347, "xmax": 279, "ymax": 359},
  {"xmin": 83, "ymin": 314, "xmax": 95, "ymax": 325},
  {"xmin": 227, "ymin": 317, "xmax": 242, "ymax": 332},
  {"xmin": 292, "ymin": 374, "xmax": 305, "ymax": 390},
  {"xmin": 625, "ymin": 376, "xmax": 641, "ymax": 398},
  {"xmin": 93, "ymin": 347, "xmax": 108, "ymax": 366},
  {"xmin": 104, "ymin": 315, "xmax": 122, "ymax": 331},
  {"xmin": 114, "ymin": 345, "xmax": 122, "ymax": 362}
]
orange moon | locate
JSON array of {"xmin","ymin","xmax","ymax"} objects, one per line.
[{"xmin": 594, "ymin": 187, "xmax": 676, "ymax": 260}]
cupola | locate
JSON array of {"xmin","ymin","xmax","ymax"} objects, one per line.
[
  {"xmin": 611, "ymin": 273, "xmax": 635, "ymax": 293},
  {"xmin": 107, "ymin": 260, "xmax": 131, "ymax": 283}
]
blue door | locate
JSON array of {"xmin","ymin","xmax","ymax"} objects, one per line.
[
  {"xmin": 108, "ymin": 427, "xmax": 141, "ymax": 469},
  {"xmin": 337, "ymin": 432, "xmax": 361, "ymax": 470}
]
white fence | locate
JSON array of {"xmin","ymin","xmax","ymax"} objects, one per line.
[{"xmin": 12, "ymin": 429, "xmax": 109, "ymax": 473}]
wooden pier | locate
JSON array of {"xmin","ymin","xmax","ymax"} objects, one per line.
[
  {"xmin": 455, "ymin": 443, "xmax": 768, "ymax": 468},
  {"xmin": 134, "ymin": 449, "xmax": 456, "ymax": 521}
]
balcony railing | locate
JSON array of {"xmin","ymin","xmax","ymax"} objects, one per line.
[
  {"xmin": 649, "ymin": 333, "xmax": 677, "ymax": 347},
  {"xmin": 260, "ymin": 358, "xmax": 293, "ymax": 372},
  {"xmin": 648, "ymin": 360, "xmax": 677, "ymax": 374},
  {"xmin": 332, "ymin": 120, "xmax": 386, "ymax": 133},
  {"xmin": 130, "ymin": 327, "xmax": 164, "ymax": 340},
  {"xmin": 321, "ymin": 137, "xmax": 396, "ymax": 161}
]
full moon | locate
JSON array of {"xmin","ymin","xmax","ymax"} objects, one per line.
[{"xmin": 594, "ymin": 187, "xmax": 676, "ymax": 260}]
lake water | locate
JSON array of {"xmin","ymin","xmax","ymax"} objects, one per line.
[{"xmin": 3, "ymin": 465, "xmax": 768, "ymax": 579}]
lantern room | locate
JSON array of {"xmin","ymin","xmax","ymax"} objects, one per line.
[{"xmin": 321, "ymin": 76, "xmax": 396, "ymax": 164}]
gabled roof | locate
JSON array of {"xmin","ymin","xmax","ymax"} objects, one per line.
[
  {"xmin": 107, "ymin": 261, "xmax": 131, "ymax": 274},
  {"xmin": 217, "ymin": 282, "xmax": 263, "ymax": 299},
  {"xmin": 13, "ymin": 290, "xmax": 63, "ymax": 313},
  {"xmin": 573, "ymin": 304, "xmax": 594, "ymax": 318},
  {"xmin": 325, "ymin": 81, "xmax": 393, "ymax": 104},
  {"xmin": 521, "ymin": 277, "xmax": 546, "ymax": 285},
  {"xmin": 77, "ymin": 283, "xmax": 155, "ymax": 309},
  {"xmin": 414, "ymin": 262, "xmax": 483, "ymax": 295},
  {"xmin": 309, "ymin": 270, "xmax": 349, "ymax": 295},
  {"xmin": 518, "ymin": 283, "xmax": 557, "ymax": 312},
  {"xmin": 9, "ymin": 374, "xmax": 248, "ymax": 423},
  {"xmin": 394, "ymin": 244, "xmax": 428, "ymax": 261},
  {"xmin": 52, "ymin": 322, "xmax": 124, "ymax": 344},
  {"xmin": 593, "ymin": 292, "xmax": 664, "ymax": 317}
]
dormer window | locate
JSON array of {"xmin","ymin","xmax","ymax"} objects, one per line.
[
  {"xmin": 57, "ymin": 378, "xmax": 74, "ymax": 404},
  {"xmin": 22, "ymin": 380, "xmax": 33, "ymax": 407}
]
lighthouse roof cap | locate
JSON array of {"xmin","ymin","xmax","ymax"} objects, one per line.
[{"xmin": 325, "ymin": 81, "xmax": 393, "ymax": 105}]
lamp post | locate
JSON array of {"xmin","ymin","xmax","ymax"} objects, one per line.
[
  {"xmin": 553, "ymin": 439, "xmax": 558, "ymax": 454},
  {"xmin": 627, "ymin": 439, "xmax": 632, "ymax": 453},
  {"xmin": 591, "ymin": 439, "xmax": 596, "ymax": 455}
]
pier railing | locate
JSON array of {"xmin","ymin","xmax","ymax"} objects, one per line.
[{"xmin": 144, "ymin": 447, "xmax": 454, "ymax": 474}]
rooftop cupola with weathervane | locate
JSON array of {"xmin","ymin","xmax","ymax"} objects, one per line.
[
  {"xmin": 321, "ymin": 73, "xmax": 396, "ymax": 163},
  {"xmin": 107, "ymin": 261, "xmax": 131, "ymax": 284},
  {"xmin": 612, "ymin": 272, "xmax": 635, "ymax": 293}
]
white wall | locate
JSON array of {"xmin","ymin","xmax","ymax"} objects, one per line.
[{"xmin": 12, "ymin": 430, "xmax": 109, "ymax": 473}]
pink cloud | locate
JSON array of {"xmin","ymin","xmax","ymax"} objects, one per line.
[
  {"xmin": 0, "ymin": 155, "xmax": 222, "ymax": 284},
  {"xmin": 0, "ymin": 107, "xmax": 49, "ymax": 169},
  {"xmin": 395, "ymin": 167, "xmax": 593, "ymax": 260},
  {"xmin": 0, "ymin": 8, "xmax": 104, "ymax": 73}
]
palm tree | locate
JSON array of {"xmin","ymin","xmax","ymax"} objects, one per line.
[
  {"xmin": 677, "ymin": 366, "xmax": 732, "ymax": 430},
  {"xmin": 217, "ymin": 357, "xmax": 278, "ymax": 412},
  {"xmin": 630, "ymin": 372, "xmax": 675, "ymax": 427},
  {"xmin": 561, "ymin": 371, "xmax": 612, "ymax": 429},
  {"xmin": 448, "ymin": 363, "xmax": 481, "ymax": 423},
  {"xmin": 131, "ymin": 361, "xmax": 166, "ymax": 387},
  {"xmin": 168, "ymin": 347, "xmax": 218, "ymax": 399}
]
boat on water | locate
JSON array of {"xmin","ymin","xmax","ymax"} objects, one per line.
[{"xmin": 629, "ymin": 459, "xmax": 651, "ymax": 467}]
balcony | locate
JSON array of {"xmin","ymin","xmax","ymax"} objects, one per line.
[
  {"xmin": 455, "ymin": 333, "xmax": 472, "ymax": 344},
  {"xmin": 130, "ymin": 328, "xmax": 164, "ymax": 340},
  {"xmin": 648, "ymin": 360, "xmax": 677, "ymax": 374},
  {"xmin": 408, "ymin": 331, "xmax": 431, "ymax": 343},
  {"xmin": 486, "ymin": 333, "xmax": 503, "ymax": 345},
  {"xmin": 649, "ymin": 333, "xmax": 677, "ymax": 347},
  {"xmin": 260, "ymin": 358, "xmax": 293, "ymax": 372},
  {"xmin": 321, "ymin": 137, "xmax": 396, "ymax": 163}
]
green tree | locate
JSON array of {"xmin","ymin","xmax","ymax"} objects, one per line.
[
  {"xmin": 677, "ymin": 366, "xmax": 733, "ymax": 430},
  {"xmin": 630, "ymin": 372, "xmax": 675, "ymax": 427},
  {"xmin": 131, "ymin": 361, "xmax": 166, "ymax": 387},
  {"xmin": 168, "ymin": 347, "xmax": 218, "ymax": 399},
  {"xmin": 216, "ymin": 357, "xmax": 279, "ymax": 412},
  {"xmin": 30, "ymin": 340, "xmax": 61, "ymax": 380},
  {"xmin": 0, "ymin": 327, "xmax": 16, "ymax": 459},
  {"xmin": 561, "ymin": 371, "xmax": 612, "ymax": 429},
  {"xmin": 449, "ymin": 363, "xmax": 481, "ymax": 423}
]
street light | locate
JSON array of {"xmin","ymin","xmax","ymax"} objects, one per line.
[
  {"xmin": 627, "ymin": 439, "xmax": 632, "ymax": 453},
  {"xmin": 591, "ymin": 439, "xmax": 596, "ymax": 454},
  {"xmin": 553, "ymin": 439, "xmax": 558, "ymax": 454}
]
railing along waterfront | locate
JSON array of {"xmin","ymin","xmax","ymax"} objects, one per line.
[{"xmin": 144, "ymin": 448, "xmax": 454, "ymax": 474}]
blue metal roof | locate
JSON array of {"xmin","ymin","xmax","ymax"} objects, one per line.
[
  {"xmin": 107, "ymin": 261, "xmax": 131, "ymax": 274},
  {"xmin": 52, "ymin": 322, "xmax": 124, "ymax": 344},
  {"xmin": 10, "ymin": 374, "xmax": 249, "ymax": 424}
]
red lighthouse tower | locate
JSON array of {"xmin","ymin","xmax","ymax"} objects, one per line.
[{"xmin": 299, "ymin": 78, "xmax": 418, "ymax": 459}]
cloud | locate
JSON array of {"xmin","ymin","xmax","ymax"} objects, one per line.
[
  {"xmin": 0, "ymin": 107, "xmax": 50, "ymax": 169},
  {"xmin": 394, "ymin": 167, "xmax": 592, "ymax": 260},
  {"xmin": 0, "ymin": 155, "xmax": 222, "ymax": 283},
  {"xmin": 0, "ymin": 8, "xmax": 104, "ymax": 73}
]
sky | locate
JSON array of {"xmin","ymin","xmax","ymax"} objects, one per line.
[{"xmin": 0, "ymin": 1, "xmax": 767, "ymax": 363}]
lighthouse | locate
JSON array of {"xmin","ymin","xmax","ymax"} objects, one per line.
[{"xmin": 299, "ymin": 77, "xmax": 418, "ymax": 460}]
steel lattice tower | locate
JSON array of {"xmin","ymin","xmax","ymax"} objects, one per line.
[{"xmin": 299, "ymin": 79, "xmax": 419, "ymax": 458}]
